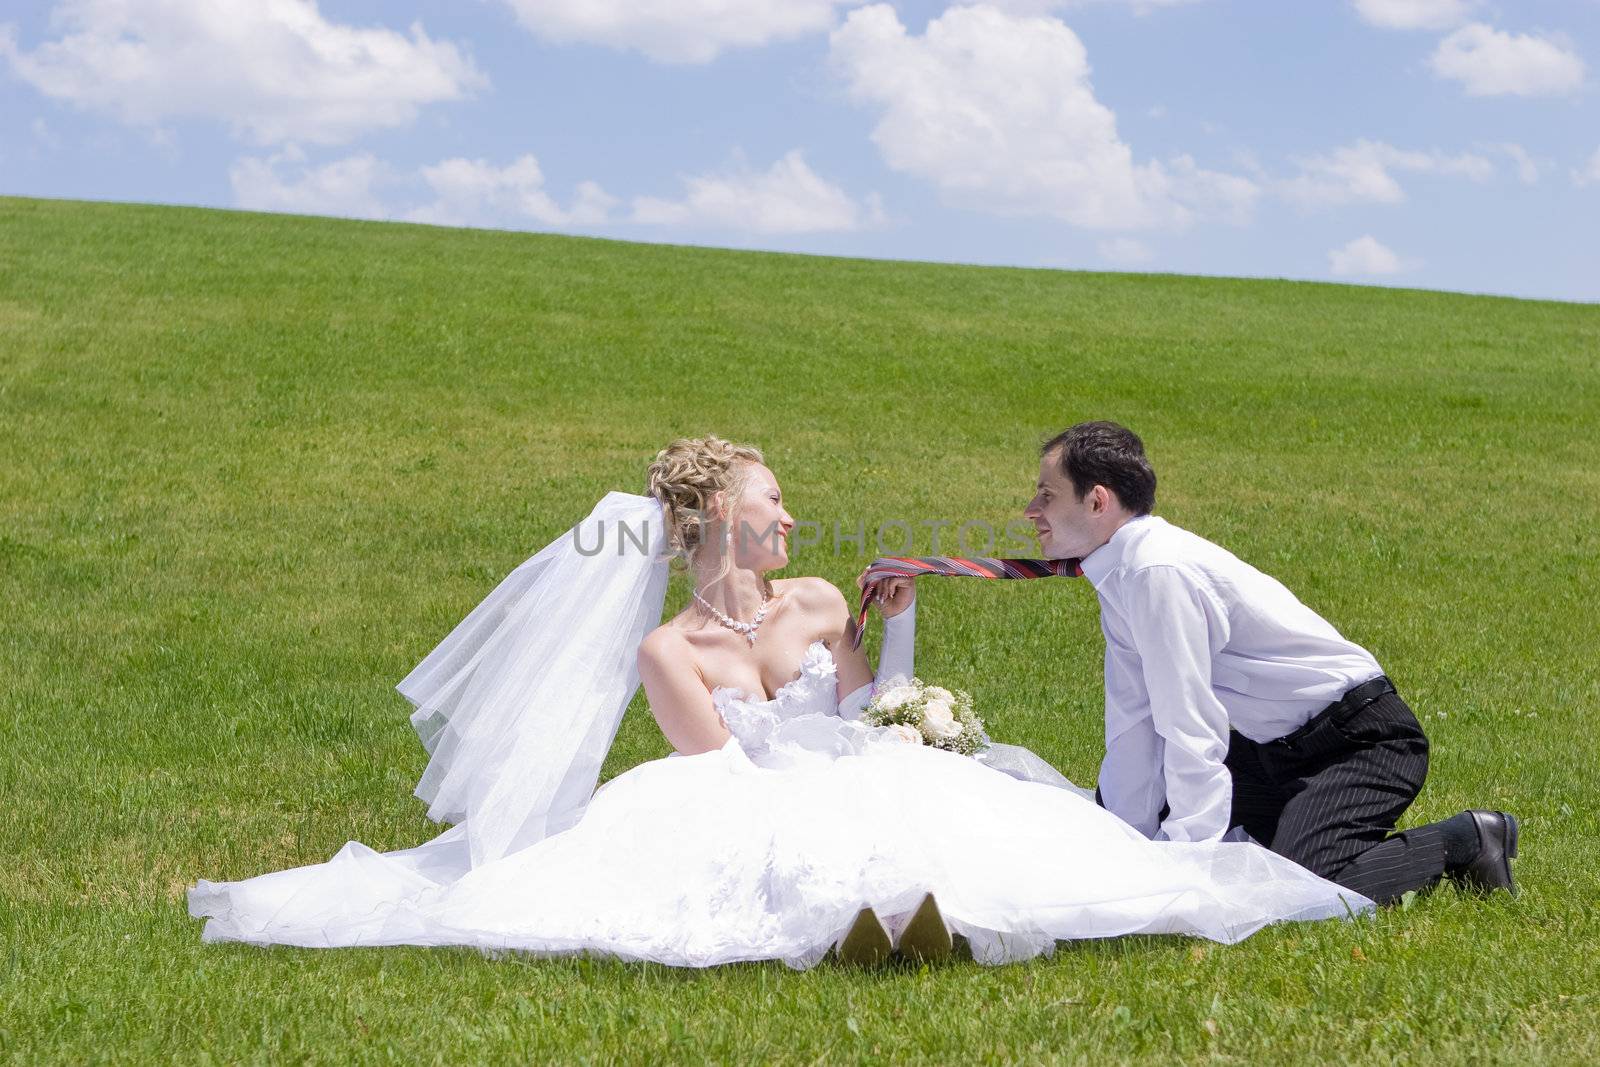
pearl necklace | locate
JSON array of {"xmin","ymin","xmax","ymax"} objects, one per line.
[{"xmin": 693, "ymin": 587, "xmax": 772, "ymax": 646}]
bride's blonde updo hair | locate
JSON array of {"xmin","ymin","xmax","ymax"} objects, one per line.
[{"xmin": 646, "ymin": 435, "xmax": 766, "ymax": 581}]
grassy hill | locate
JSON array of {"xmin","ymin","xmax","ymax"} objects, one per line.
[{"xmin": 2, "ymin": 194, "xmax": 1597, "ymax": 1063}]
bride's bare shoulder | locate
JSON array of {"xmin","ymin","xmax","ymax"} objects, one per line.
[
  {"xmin": 639, "ymin": 621, "xmax": 694, "ymax": 665},
  {"xmin": 776, "ymin": 576, "xmax": 847, "ymax": 613}
]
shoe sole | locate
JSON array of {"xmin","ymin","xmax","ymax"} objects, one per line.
[
  {"xmin": 1504, "ymin": 811, "xmax": 1520, "ymax": 897},
  {"xmin": 1460, "ymin": 811, "xmax": 1519, "ymax": 897},
  {"xmin": 837, "ymin": 907, "xmax": 892, "ymax": 966},
  {"xmin": 896, "ymin": 893, "xmax": 953, "ymax": 963}
]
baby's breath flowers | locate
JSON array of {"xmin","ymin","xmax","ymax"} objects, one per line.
[{"xmin": 862, "ymin": 676, "xmax": 988, "ymax": 757}]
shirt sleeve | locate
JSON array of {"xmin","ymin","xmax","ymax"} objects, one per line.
[
  {"xmin": 1122, "ymin": 564, "xmax": 1234, "ymax": 843},
  {"xmin": 1096, "ymin": 614, "xmax": 1166, "ymax": 838}
]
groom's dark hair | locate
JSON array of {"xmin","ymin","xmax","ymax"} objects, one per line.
[{"xmin": 1041, "ymin": 421, "xmax": 1156, "ymax": 515}]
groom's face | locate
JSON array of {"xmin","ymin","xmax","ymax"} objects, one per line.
[{"xmin": 1025, "ymin": 449, "xmax": 1100, "ymax": 560}]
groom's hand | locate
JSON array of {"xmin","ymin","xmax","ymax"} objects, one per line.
[{"xmin": 857, "ymin": 572, "xmax": 916, "ymax": 619}]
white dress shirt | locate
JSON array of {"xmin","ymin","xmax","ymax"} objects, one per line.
[{"xmin": 1080, "ymin": 514, "xmax": 1384, "ymax": 844}]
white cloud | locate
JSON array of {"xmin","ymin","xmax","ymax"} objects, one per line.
[
  {"xmin": 232, "ymin": 148, "xmax": 617, "ymax": 229},
  {"xmin": 230, "ymin": 146, "xmax": 393, "ymax": 219},
  {"xmin": 828, "ymin": 4, "xmax": 1256, "ymax": 232},
  {"xmin": 1281, "ymin": 139, "xmax": 1492, "ymax": 207},
  {"xmin": 230, "ymin": 148, "xmax": 871, "ymax": 237},
  {"xmin": 1328, "ymin": 235, "xmax": 1414, "ymax": 276},
  {"xmin": 497, "ymin": 0, "xmax": 857, "ymax": 64},
  {"xmin": 985, "ymin": 0, "xmax": 1202, "ymax": 12},
  {"xmin": 1573, "ymin": 147, "xmax": 1600, "ymax": 187},
  {"xmin": 1429, "ymin": 23, "xmax": 1585, "ymax": 98},
  {"xmin": 407, "ymin": 156, "xmax": 617, "ymax": 228},
  {"xmin": 0, "ymin": 0, "xmax": 485, "ymax": 146},
  {"xmin": 1491, "ymin": 142, "xmax": 1542, "ymax": 184},
  {"xmin": 1350, "ymin": 0, "xmax": 1477, "ymax": 31},
  {"xmin": 1097, "ymin": 237, "xmax": 1155, "ymax": 265},
  {"xmin": 631, "ymin": 150, "xmax": 882, "ymax": 234},
  {"xmin": 30, "ymin": 117, "xmax": 61, "ymax": 150}
]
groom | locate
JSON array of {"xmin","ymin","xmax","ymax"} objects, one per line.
[{"xmin": 1022, "ymin": 420, "xmax": 1518, "ymax": 904}]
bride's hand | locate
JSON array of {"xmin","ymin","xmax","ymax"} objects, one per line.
[{"xmin": 865, "ymin": 575, "xmax": 915, "ymax": 619}]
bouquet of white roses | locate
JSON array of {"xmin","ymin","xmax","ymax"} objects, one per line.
[{"xmin": 861, "ymin": 676, "xmax": 989, "ymax": 757}]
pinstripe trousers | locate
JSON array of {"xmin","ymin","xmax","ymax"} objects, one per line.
[{"xmin": 1224, "ymin": 676, "xmax": 1445, "ymax": 905}]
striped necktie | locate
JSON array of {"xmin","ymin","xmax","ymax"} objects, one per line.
[{"xmin": 852, "ymin": 555, "xmax": 1085, "ymax": 649}]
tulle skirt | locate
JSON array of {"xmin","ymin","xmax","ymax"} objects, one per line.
[{"xmin": 188, "ymin": 739, "xmax": 1371, "ymax": 968}]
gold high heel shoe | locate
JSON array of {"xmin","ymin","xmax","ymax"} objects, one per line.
[
  {"xmin": 835, "ymin": 906, "xmax": 893, "ymax": 966},
  {"xmin": 894, "ymin": 892, "xmax": 953, "ymax": 963}
]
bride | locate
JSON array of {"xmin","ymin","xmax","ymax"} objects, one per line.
[{"xmin": 187, "ymin": 435, "xmax": 1372, "ymax": 968}]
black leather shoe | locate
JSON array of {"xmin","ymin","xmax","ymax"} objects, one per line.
[{"xmin": 1450, "ymin": 810, "xmax": 1519, "ymax": 896}]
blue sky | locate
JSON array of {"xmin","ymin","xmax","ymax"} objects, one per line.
[{"xmin": 3, "ymin": 1, "xmax": 1597, "ymax": 302}]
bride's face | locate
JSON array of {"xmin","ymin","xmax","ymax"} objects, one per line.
[{"xmin": 717, "ymin": 463, "xmax": 795, "ymax": 572}]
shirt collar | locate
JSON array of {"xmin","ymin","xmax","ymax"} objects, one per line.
[{"xmin": 1078, "ymin": 513, "xmax": 1159, "ymax": 588}]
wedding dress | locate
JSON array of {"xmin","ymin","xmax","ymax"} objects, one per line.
[{"xmin": 188, "ymin": 493, "xmax": 1373, "ymax": 968}]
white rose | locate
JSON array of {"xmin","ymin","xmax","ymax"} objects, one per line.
[
  {"xmin": 877, "ymin": 685, "xmax": 917, "ymax": 711},
  {"xmin": 927, "ymin": 687, "xmax": 955, "ymax": 704},
  {"xmin": 887, "ymin": 723, "xmax": 923, "ymax": 745},
  {"xmin": 920, "ymin": 701, "xmax": 956, "ymax": 741}
]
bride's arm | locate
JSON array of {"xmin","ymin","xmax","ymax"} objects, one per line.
[
  {"xmin": 821, "ymin": 579, "xmax": 915, "ymax": 721},
  {"xmin": 637, "ymin": 629, "xmax": 733, "ymax": 756}
]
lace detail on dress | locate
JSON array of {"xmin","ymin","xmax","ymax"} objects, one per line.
[{"xmin": 711, "ymin": 640, "xmax": 840, "ymax": 756}]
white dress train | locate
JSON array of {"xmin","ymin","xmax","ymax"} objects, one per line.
[{"xmin": 189, "ymin": 638, "xmax": 1372, "ymax": 967}]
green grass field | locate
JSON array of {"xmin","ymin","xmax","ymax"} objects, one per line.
[{"xmin": 3, "ymin": 194, "xmax": 1597, "ymax": 1064}]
